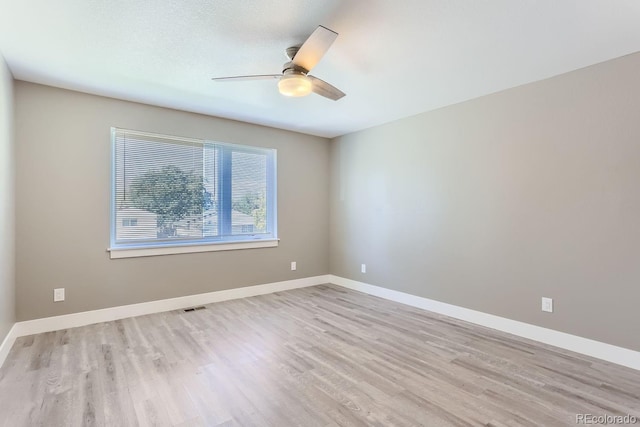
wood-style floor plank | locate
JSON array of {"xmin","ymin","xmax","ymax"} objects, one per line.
[{"xmin": 1, "ymin": 284, "xmax": 639, "ymax": 426}]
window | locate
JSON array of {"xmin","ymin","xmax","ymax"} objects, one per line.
[{"xmin": 110, "ymin": 128, "xmax": 277, "ymax": 258}]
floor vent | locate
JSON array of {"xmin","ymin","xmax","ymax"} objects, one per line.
[{"xmin": 183, "ymin": 306, "xmax": 206, "ymax": 312}]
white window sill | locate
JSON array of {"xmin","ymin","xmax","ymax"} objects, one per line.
[{"xmin": 108, "ymin": 239, "xmax": 279, "ymax": 259}]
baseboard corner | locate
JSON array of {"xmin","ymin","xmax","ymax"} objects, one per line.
[{"xmin": 0, "ymin": 323, "xmax": 18, "ymax": 369}]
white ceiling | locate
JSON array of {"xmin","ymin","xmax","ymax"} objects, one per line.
[{"xmin": 1, "ymin": 1, "xmax": 640, "ymax": 138}]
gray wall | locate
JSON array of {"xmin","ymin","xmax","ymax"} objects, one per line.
[
  {"xmin": 330, "ymin": 53, "xmax": 640, "ymax": 352},
  {"xmin": 15, "ymin": 82, "xmax": 330, "ymax": 321},
  {"xmin": 0, "ymin": 55, "xmax": 15, "ymax": 341}
]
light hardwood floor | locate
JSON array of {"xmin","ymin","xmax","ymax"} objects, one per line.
[{"xmin": 1, "ymin": 284, "xmax": 639, "ymax": 426}]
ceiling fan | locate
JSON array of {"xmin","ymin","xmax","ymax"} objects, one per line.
[{"xmin": 211, "ymin": 25, "xmax": 345, "ymax": 101}]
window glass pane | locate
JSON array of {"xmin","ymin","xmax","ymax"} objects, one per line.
[
  {"xmin": 203, "ymin": 143, "xmax": 220, "ymax": 237},
  {"xmin": 111, "ymin": 128, "xmax": 276, "ymax": 250},
  {"xmin": 231, "ymin": 150, "xmax": 267, "ymax": 234},
  {"xmin": 115, "ymin": 134, "xmax": 205, "ymax": 242}
]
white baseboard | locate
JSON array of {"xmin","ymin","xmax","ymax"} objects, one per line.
[
  {"xmin": 5, "ymin": 274, "xmax": 638, "ymax": 372},
  {"xmin": 8, "ymin": 275, "xmax": 330, "ymax": 349},
  {"xmin": 328, "ymin": 275, "xmax": 640, "ymax": 371},
  {"xmin": 0, "ymin": 323, "xmax": 18, "ymax": 369}
]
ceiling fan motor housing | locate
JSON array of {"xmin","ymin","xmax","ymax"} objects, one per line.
[{"xmin": 282, "ymin": 61, "xmax": 309, "ymax": 76}]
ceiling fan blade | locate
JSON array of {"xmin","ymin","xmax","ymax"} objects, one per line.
[
  {"xmin": 292, "ymin": 26, "xmax": 338, "ymax": 72},
  {"xmin": 309, "ymin": 75, "xmax": 345, "ymax": 101},
  {"xmin": 211, "ymin": 74, "xmax": 281, "ymax": 82}
]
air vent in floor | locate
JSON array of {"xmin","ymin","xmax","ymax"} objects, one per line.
[{"xmin": 183, "ymin": 306, "xmax": 206, "ymax": 312}]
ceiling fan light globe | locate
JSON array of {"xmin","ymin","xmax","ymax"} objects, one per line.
[{"xmin": 278, "ymin": 74, "xmax": 312, "ymax": 97}]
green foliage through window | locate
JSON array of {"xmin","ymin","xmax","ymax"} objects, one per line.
[{"xmin": 128, "ymin": 165, "xmax": 213, "ymax": 237}]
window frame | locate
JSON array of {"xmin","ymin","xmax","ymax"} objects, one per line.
[{"xmin": 108, "ymin": 128, "xmax": 278, "ymax": 259}]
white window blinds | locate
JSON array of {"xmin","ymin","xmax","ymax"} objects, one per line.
[{"xmin": 111, "ymin": 128, "xmax": 277, "ymax": 250}]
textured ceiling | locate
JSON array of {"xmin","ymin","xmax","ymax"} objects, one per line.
[{"xmin": 1, "ymin": 0, "xmax": 640, "ymax": 138}]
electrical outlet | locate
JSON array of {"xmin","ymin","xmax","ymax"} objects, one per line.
[
  {"xmin": 54, "ymin": 288, "xmax": 65, "ymax": 302},
  {"xmin": 541, "ymin": 297, "xmax": 553, "ymax": 313},
  {"xmin": 291, "ymin": 261, "xmax": 297, "ymax": 271},
  {"xmin": 361, "ymin": 264, "xmax": 366, "ymax": 274}
]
